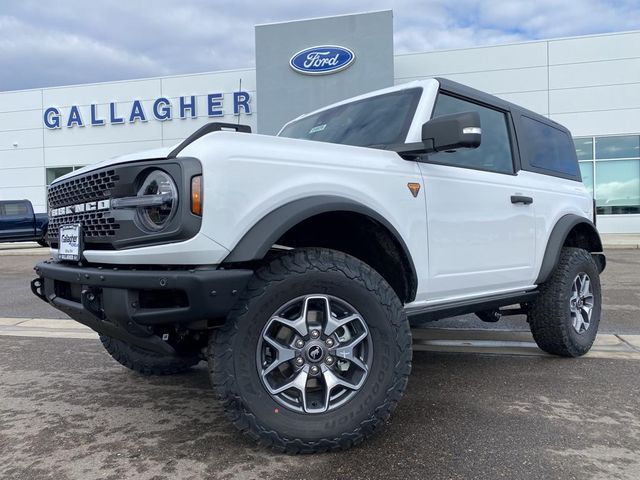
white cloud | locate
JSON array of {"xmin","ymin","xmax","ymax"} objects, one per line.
[{"xmin": 0, "ymin": 0, "xmax": 637, "ymax": 90}]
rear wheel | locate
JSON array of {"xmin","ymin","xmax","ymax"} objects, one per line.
[
  {"xmin": 99, "ymin": 335, "xmax": 200, "ymax": 375},
  {"xmin": 209, "ymin": 248, "xmax": 412, "ymax": 452},
  {"xmin": 528, "ymin": 247, "xmax": 601, "ymax": 357}
]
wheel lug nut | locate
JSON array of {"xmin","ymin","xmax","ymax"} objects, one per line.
[
  {"xmin": 310, "ymin": 330, "xmax": 320, "ymax": 339},
  {"xmin": 310, "ymin": 365, "xmax": 320, "ymax": 375},
  {"xmin": 295, "ymin": 339, "xmax": 305, "ymax": 348},
  {"xmin": 325, "ymin": 338, "xmax": 334, "ymax": 347},
  {"xmin": 325, "ymin": 356, "xmax": 334, "ymax": 365},
  {"xmin": 295, "ymin": 357, "xmax": 304, "ymax": 367}
]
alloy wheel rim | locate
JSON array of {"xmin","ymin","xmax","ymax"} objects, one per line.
[
  {"xmin": 569, "ymin": 272, "xmax": 594, "ymax": 334},
  {"xmin": 256, "ymin": 294, "xmax": 373, "ymax": 414}
]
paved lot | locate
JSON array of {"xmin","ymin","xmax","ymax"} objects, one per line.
[
  {"xmin": 0, "ymin": 250, "xmax": 639, "ymax": 479},
  {"xmin": 1, "ymin": 337, "xmax": 639, "ymax": 480}
]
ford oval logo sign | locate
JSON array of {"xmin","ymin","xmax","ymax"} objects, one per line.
[{"xmin": 289, "ymin": 45, "xmax": 355, "ymax": 75}]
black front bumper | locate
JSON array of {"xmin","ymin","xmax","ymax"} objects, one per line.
[{"xmin": 31, "ymin": 260, "xmax": 253, "ymax": 355}]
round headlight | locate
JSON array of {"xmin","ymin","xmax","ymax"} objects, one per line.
[{"xmin": 136, "ymin": 170, "xmax": 178, "ymax": 231}]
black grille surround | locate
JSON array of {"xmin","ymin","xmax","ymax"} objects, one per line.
[{"xmin": 48, "ymin": 158, "xmax": 202, "ymax": 252}]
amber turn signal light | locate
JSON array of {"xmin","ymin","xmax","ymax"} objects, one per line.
[
  {"xmin": 407, "ymin": 182, "xmax": 421, "ymax": 198},
  {"xmin": 191, "ymin": 175, "xmax": 202, "ymax": 216}
]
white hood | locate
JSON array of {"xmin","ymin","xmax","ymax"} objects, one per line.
[{"xmin": 51, "ymin": 144, "xmax": 179, "ymax": 185}]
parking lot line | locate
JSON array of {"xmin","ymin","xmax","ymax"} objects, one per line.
[{"xmin": 1, "ymin": 318, "xmax": 639, "ymax": 360}]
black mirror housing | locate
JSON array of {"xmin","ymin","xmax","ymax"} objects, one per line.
[{"xmin": 422, "ymin": 111, "xmax": 481, "ymax": 153}]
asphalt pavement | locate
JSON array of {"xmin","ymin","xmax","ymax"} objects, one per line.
[{"xmin": 1, "ymin": 249, "xmax": 639, "ymax": 479}]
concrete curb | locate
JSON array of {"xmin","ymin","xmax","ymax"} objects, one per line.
[
  {"xmin": 2, "ymin": 318, "xmax": 639, "ymax": 360},
  {"xmin": 0, "ymin": 242, "xmax": 49, "ymax": 256}
]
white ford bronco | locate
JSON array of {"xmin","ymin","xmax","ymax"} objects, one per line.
[{"xmin": 32, "ymin": 78, "xmax": 606, "ymax": 452}]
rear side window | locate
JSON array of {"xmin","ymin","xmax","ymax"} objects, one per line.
[{"xmin": 521, "ymin": 116, "xmax": 578, "ymax": 177}]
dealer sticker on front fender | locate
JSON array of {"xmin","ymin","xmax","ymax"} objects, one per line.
[{"xmin": 58, "ymin": 224, "xmax": 83, "ymax": 261}]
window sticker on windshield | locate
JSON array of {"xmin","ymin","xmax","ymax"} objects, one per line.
[{"xmin": 309, "ymin": 124, "xmax": 326, "ymax": 134}]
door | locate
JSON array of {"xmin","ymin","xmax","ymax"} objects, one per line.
[
  {"xmin": 0, "ymin": 201, "xmax": 33, "ymax": 240},
  {"xmin": 419, "ymin": 93, "xmax": 536, "ymax": 301}
]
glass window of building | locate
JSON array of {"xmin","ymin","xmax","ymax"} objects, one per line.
[
  {"xmin": 574, "ymin": 137, "xmax": 593, "ymax": 160},
  {"xmin": 595, "ymin": 160, "xmax": 640, "ymax": 214},
  {"xmin": 579, "ymin": 162, "xmax": 594, "ymax": 196},
  {"xmin": 595, "ymin": 135, "xmax": 640, "ymax": 159},
  {"xmin": 46, "ymin": 166, "xmax": 85, "ymax": 185}
]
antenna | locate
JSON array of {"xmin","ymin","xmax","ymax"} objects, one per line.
[{"xmin": 237, "ymin": 78, "xmax": 242, "ymax": 126}]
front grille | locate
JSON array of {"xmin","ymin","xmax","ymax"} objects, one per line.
[
  {"xmin": 49, "ymin": 211, "xmax": 120, "ymax": 240},
  {"xmin": 48, "ymin": 169, "xmax": 121, "ymax": 245},
  {"xmin": 48, "ymin": 170, "xmax": 119, "ymax": 208}
]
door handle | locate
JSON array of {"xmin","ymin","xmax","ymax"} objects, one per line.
[{"xmin": 511, "ymin": 195, "xmax": 533, "ymax": 205}]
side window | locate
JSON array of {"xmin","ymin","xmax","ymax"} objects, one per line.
[
  {"xmin": 3, "ymin": 202, "xmax": 28, "ymax": 216},
  {"xmin": 427, "ymin": 93, "xmax": 514, "ymax": 174},
  {"xmin": 520, "ymin": 116, "xmax": 579, "ymax": 177}
]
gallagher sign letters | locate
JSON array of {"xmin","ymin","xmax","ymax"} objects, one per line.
[{"xmin": 43, "ymin": 92, "xmax": 252, "ymax": 129}]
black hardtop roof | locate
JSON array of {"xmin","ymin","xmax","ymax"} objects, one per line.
[{"xmin": 434, "ymin": 77, "xmax": 571, "ymax": 135}]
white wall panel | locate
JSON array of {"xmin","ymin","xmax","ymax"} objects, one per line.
[
  {"xmin": 0, "ymin": 129, "xmax": 43, "ymax": 150},
  {"xmin": 550, "ymin": 83, "xmax": 640, "ymax": 114},
  {"xmin": 43, "ymin": 79, "xmax": 162, "ymax": 106},
  {"xmin": 394, "ymin": 41, "xmax": 547, "ymax": 78},
  {"xmin": 396, "ymin": 67, "xmax": 548, "ymax": 95},
  {"xmin": 0, "ymin": 148, "xmax": 43, "ymax": 170},
  {"xmin": 597, "ymin": 215, "xmax": 640, "ymax": 234},
  {"xmin": 0, "ymin": 166, "xmax": 44, "ymax": 188},
  {"xmin": 0, "ymin": 185, "xmax": 46, "ymax": 209},
  {"xmin": 0, "ymin": 109, "xmax": 43, "ymax": 131},
  {"xmin": 161, "ymin": 69, "xmax": 257, "ymax": 97},
  {"xmin": 44, "ymin": 140, "xmax": 163, "ymax": 167},
  {"xmin": 550, "ymin": 58, "xmax": 640, "ymax": 89},
  {"xmin": 496, "ymin": 91, "xmax": 549, "ymax": 115},
  {"xmin": 0, "ymin": 89, "xmax": 42, "ymax": 113},
  {"xmin": 551, "ymin": 108, "xmax": 640, "ymax": 136},
  {"xmin": 549, "ymin": 32, "xmax": 640, "ymax": 65}
]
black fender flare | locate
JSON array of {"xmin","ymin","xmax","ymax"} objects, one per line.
[
  {"xmin": 223, "ymin": 195, "xmax": 418, "ymax": 291},
  {"xmin": 535, "ymin": 214, "xmax": 604, "ymax": 285}
]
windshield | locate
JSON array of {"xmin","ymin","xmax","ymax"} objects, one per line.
[{"xmin": 278, "ymin": 88, "xmax": 422, "ymax": 148}]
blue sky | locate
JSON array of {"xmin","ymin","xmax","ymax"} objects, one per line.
[{"xmin": 0, "ymin": 0, "xmax": 638, "ymax": 91}]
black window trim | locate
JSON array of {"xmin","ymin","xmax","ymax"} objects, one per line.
[
  {"xmin": 419, "ymin": 88, "xmax": 521, "ymax": 176},
  {"xmin": 513, "ymin": 111, "xmax": 582, "ymax": 182}
]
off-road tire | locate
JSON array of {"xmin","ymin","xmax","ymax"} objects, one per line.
[
  {"xmin": 99, "ymin": 334, "xmax": 200, "ymax": 375},
  {"xmin": 528, "ymin": 247, "xmax": 601, "ymax": 357},
  {"xmin": 208, "ymin": 248, "xmax": 412, "ymax": 453}
]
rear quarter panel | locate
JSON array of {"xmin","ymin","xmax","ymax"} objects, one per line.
[{"xmin": 518, "ymin": 170, "xmax": 594, "ymax": 284}]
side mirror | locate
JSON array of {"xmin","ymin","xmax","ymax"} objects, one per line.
[{"xmin": 422, "ymin": 111, "xmax": 481, "ymax": 154}]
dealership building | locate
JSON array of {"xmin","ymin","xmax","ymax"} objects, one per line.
[{"xmin": 1, "ymin": 11, "xmax": 639, "ymax": 233}]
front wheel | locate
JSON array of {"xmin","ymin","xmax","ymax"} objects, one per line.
[
  {"xmin": 209, "ymin": 248, "xmax": 412, "ymax": 452},
  {"xmin": 528, "ymin": 247, "xmax": 602, "ymax": 357}
]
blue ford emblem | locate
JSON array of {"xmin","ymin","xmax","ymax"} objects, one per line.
[{"xmin": 289, "ymin": 45, "xmax": 355, "ymax": 75}]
